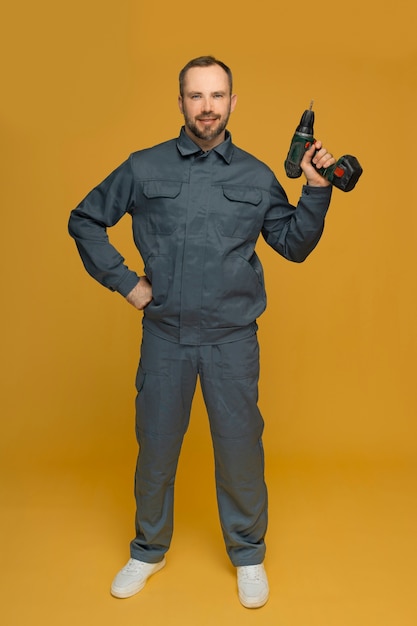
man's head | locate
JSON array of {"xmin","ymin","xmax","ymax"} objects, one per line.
[
  {"xmin": 178, "ymin": 56, "xmax": 237, "ymax": 150},
  {"xmin": 179, "ymin": 56, "xmax": 233, "ymax": 97}
]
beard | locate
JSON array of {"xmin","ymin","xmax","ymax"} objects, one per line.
[{"xmin": 183, "ymin": 108, "xmax": 231, "ymax": 143}]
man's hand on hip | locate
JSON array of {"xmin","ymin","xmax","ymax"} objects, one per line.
[{"xmin": 126, "ymin": 277, "xmax": 153, "ymax": 310}]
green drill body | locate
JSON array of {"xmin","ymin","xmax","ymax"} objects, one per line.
[
  {"xmin": 284, "ymin": 104, "xmax": 363, "ymax": 192},
  {"xmin": 284, "ymin": 106, "xmax": 315, "ymax": 179}
]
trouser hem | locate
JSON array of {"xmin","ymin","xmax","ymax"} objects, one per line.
[{"xmin": 130, "ymin": 547, "xmax": 168, "ymax": 564}]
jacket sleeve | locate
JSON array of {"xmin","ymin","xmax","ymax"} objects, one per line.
[
  {"xmin": 262, "ymin": 177, "xmax": 332, "ymax": 263},
  {"xmin": 68, "ymin": 156, "xmax": 140, "ymax": 297}
]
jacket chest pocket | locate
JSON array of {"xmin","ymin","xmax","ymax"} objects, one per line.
[
  {"xmin": 143, "ymin": 181, "xmax": 182, "ymax": 234},
  {"xmin": 217, "ymin": 187, "xmax": 263, "ymax": 239}
]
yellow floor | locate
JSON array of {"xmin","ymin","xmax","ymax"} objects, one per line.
[{"xmin": 2, "ymin": 445, "xmax": 416, "ymax": 625}]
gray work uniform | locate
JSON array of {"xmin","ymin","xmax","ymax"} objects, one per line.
[{"xmin": 69, "ymin": 127, "xmax": 332, "ymax": 566}]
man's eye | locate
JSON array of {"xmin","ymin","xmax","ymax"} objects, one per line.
[
  {"xmin": 214, "ymin": 94, "xmax": 223, "ymax": 99},
  {"xmin": 191, "ymin": 94, "xmax": 201, "ymax": 100}
]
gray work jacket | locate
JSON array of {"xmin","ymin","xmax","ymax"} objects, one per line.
[{"xmin": 69, "ymin": 128, "xmax": 332, "ymax": 345}]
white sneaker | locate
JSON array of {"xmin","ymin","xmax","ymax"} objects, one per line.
[
  {"xmin": 111, "ymin": 557, "xmax": 166, "ymax": 598},
  {"xmin": 237, "ymin": 563, "xmax": 269, "ymax": 608}
]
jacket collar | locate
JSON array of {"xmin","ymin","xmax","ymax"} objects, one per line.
[{"xmin": 176, "ymin": 126, "xmax": 233, "ymax": 164}]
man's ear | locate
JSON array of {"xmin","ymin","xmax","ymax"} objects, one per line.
[
  {"xmin": 230, "ymin": 93, "xmax": 238, "ymax": 113},
  {"xmin": 178, "ymin": 95, "xmax": 184, "ymax": 114}
]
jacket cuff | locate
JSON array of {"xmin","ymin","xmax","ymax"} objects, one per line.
[
  {"xmin": 116, "ymin": 272, "xmax": 140, "ymax": 297},
  {"xmin": 301, "ymin": 184, "xmax": 332, "ymax": 197}
]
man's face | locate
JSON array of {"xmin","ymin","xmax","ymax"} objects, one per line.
[{"xmin": 178, "ymin": 64, "xmax": 237, "ymax": 150}]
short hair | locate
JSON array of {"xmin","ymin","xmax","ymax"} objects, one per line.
[{"xmin": 179, "ymin": 56, "xmax": 233, "ymax": 96}]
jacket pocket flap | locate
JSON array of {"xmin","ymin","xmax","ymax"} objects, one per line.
[
  {"xmin": 222, "ymin": 187, "xmax": 262, "ymax": 205},
  {"xmin": 143, "ymin": 181, "xmax": 182, "ymax": 198}
]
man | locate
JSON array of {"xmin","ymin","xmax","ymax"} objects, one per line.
[{"xmin": 68, "ymin": 56, "xmax": 335, "ymax": 608}]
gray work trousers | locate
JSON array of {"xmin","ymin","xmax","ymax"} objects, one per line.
[{"xmin": 130, "ymin": 329, "xmax": 268, "ymax": 567}]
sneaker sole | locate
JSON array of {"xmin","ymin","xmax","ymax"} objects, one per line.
[
  {"xmin": 111, "ymin": 558, "xmax": 166, "ymax": 599},
  {"xmin": 239, "ymin": 590, "xmax": 269, "ymax": 609}
]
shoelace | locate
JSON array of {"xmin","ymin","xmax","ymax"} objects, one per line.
[
  {"xmin": 122, "ymin": 559, "xmax": 145, "ymax": 574},
  {"xmin": 239, "ymin": 565, "xmax": 264, "ymax": 581}
]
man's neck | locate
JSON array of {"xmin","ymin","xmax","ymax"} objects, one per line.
[{"xmin": 184, "ymin": 126, "xmax": 226, "ymax": 152}]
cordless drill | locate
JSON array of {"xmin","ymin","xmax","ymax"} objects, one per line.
[{"xmin": 284, "ymin": 102, "xmax": 363, "ymax": 192}]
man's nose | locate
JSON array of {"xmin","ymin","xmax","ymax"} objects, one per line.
[{"xmin": 200, "ymin": 97, "xmax": 213, "ymax": 112}]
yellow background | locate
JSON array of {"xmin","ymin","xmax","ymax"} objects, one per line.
[{"xmin": 1, "ymin": 1, "xmax": 416, "ymax": 624}]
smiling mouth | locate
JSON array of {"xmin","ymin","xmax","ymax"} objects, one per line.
[{"xmin": 197, "ymin": 116, "xmax": 219, "ymax": 122}]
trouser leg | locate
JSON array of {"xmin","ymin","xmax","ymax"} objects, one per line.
[
  {"xmin": 199, "ymin": 335, "xmax": 268, "ymax": 567},
  {"xmin": 130, "ymin": 331, "xmax": 197, "ymax": 563}
]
